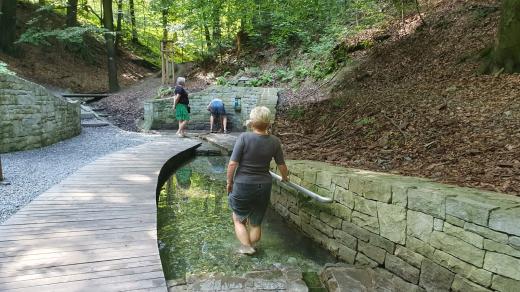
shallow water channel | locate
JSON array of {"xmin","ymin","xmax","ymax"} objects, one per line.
[{"xmin": 157, "ymin": 156, "xmax": 336, "ymax": 282}]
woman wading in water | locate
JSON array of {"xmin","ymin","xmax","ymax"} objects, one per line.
[{"xmin": 226, "ymin": 106, "xmax": 289, "ymax": 255}]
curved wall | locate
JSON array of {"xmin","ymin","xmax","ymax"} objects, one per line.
[
  {"xmin": 0, "ymin": 73, "xmax": 81, "ymax": 153},
  {"xmin": 271, "ymin": 160, "xmax": 520, "ymax": 292}
]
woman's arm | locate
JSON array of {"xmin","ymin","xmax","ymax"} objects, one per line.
[
  {"xmin": 227, "ymin": 160, "xmax": 239, "ymax": 193},
  {"xmin": 278, "ymin": 164, "xmax": 289, "ymax": 182},
  {"xmin": 173, "ymin": 94, "xmax": 180, "ymax": 107}
]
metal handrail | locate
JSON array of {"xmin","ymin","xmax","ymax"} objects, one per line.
[{"xmin": 270, "ymin": 171, "xmax": 333, "ymax": 203}]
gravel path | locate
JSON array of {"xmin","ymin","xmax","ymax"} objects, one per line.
[{"xmin": 0, "ymin": 126, "xmax": 158, "ymax": 224}]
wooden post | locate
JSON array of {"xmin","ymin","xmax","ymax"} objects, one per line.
[{"xmin": 160, "ymin": 40, "xmax": 175, "ymax": 85}]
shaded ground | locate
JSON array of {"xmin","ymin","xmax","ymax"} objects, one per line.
[{"xmin": 274, "ymin": 0, "xmax": 520, "ymax": 195}]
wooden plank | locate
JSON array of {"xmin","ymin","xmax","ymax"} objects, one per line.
[
  {"xmin": 0, "ymin": 239, "xmax": 157, "ymax": 258},
  {"xmin": 0, "ymin": 255, "xmax": 159, "ymax": 280},
  {"xmin": 0, "ymin": 223, "xmax": 156, "ymax": 238},
  {"xmin": 0, "ymin": 242, "xmax": 158, "ymax": 264},
  {"xmin": 0, "ymin": 140, "xmax": 200, "ymax": 291},
  {"xmin": 0, "ymin": 229, "xmax": 158, "ymax": 249},
  {"xmin": 0, "ymin": 264, "xmax": 162, "ymax": 288},
  {"xmin": 0, "ymin": 272, "xmax": 166, "ymax": 292}
]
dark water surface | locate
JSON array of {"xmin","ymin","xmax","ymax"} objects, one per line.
[{"xmin": 157, "ymin": 156, "xmax": 336, "ymax": 280}]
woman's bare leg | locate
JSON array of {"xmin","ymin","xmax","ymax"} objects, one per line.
[
  {"xmin": 180, "ymin": 120, "xmax": 188, "ymax": 135},
  {"xmin": 232, "ymin": 213, "xmax": 252, "ymax": 247},
  {"xmin": 221, "ymin": 116, "xmax": 228, "ymax": 132},
  {"xmin": 177, "ymin": 121, "xmax": 182, "ymax": 135},
  {"xmin": 249, "ymin": 225, "xmax": 262, "ymax": 245}
]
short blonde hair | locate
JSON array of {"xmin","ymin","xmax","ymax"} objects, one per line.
[{"xmin": 246, "ymin": 106, "xmax": 272, "ymax": 130}]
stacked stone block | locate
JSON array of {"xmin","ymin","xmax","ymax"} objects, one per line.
[
  {"xmin": 0, "ymin": 73, "xmax": 81, "ymax": 153},
  {"xmin": 143, "ymin": 86, "xmax": 279, "ymax": 131},
  {"xmin": 270, "ymin": 160, "xmax": 520, "ymax": 291}
]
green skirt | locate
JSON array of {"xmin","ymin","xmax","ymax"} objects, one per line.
[{"xmin": 175, "ymin": 103, "xmax": 190, "ymax": 121}]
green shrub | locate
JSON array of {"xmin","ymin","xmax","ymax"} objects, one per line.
[
  {"xmin": 249, "ymin": 72, "xmax": 273, "ymax": 87},
  {"xmin": 216, "ymin": 72, "xmax": 231, "ymax": 85},
  {"xmin": 156, "ymin": 86, "xmax": 173, "ymax": 99}
]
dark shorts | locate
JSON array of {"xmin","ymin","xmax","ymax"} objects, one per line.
[
  {"xmin": 210, "ymin": 104, "xmax": 226, "ymax": 116},
  {"xmin": 228, "ymin": 182, "xmax": 272, "ymax": 226}
]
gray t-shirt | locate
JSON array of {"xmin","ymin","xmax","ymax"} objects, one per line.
[{"xmin": 230, "ymin": 132, "xmax": 285, "ymax": 184}]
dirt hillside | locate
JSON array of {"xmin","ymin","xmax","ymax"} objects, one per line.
[
  {"xmin": 275, "ymin": 0, "xmax": 520, "ymax": 195},
  {"xmin": 0, "ymin": 2, "xmax": 154, "ymax": 93}
]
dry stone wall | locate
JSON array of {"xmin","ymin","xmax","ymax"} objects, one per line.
[
  {"xmin": 143, "ymin": 86, "xmax": 279, "ymax": 131},
  {"xmin": 270, "ymin": 160, "xmax": 520, "ymax": 292},
  {"xmin": 0, "ymin": 73, "xmax": 81, "ymax": 153}
]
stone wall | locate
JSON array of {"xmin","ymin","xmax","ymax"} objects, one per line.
[
  {"xmin": 143, "ymin": 86, "xmax": 279, "ymax": 131},
  {"xmin": 270, "ymin": 160, "xmax": 520, "ymax": 292},
  {"xmin": 0, "ymin": 73, "xmax": 81, "ymax": 153}
]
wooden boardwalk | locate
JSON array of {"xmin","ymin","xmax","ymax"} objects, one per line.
[{"xmin": 0, "ymin": 139, "xmax": 199, "ymax": 292}]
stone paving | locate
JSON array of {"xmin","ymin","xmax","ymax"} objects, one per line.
[{"xmin": 167, "ymin": 267, "xmax": 308, "ymax": 292}]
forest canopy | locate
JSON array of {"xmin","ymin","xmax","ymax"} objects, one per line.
[{"xmin": 11, "ymin": 0, "xmax": 402, "ymax": 63}]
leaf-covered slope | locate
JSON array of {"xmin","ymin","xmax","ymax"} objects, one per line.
[{"xmin": 275, "ymin": 0, "xmax": 520, "ymax": 195}]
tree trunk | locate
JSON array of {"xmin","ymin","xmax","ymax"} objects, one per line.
[
  {"xmin": 129, "ymin": 0, "xmax": 138, "ymax": 43},
  {"xmin": 103, "ymin": 0, "xmax": 120, "ymax": 92},
  {"xmin": 162, "ymin": 8, "xmax": 169, "ymax": 41},
  {"xmin": 66, "ymin": 0, "xmax": 79, "ymax": 27},
  {"xmin": 115, "ymin": 0, "xmax": 123, "ymax": 47},
  {"xmin": 492, "ymin": 0, "xmax": 520, "ymax": 73},
  {"xmin": 0, "ymin": 0, "xmax": 17, "ymax": 53},
  {"xmin": 202, "ymin": 10, "xmax": 211, "ymax": 50},
  {"xmin": 212, "ymin": 4, "xmax": 221, "ymax": 60}
]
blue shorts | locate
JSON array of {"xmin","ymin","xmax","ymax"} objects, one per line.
[
  {"xmin": 228, "ymin": 182, "xmax": 272, "ymax": 226},
  {"xmin": 210, "ymin": 104, "xmax": 226, "ymax": 116}
]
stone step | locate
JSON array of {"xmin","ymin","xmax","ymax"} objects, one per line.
[
  {"xmin": 321, "ymin": 263, "xmax": 425, "ymax": 292},
  {"xmin": 195, "ymin": 142, "xmax": 224, "ymax": 156},
  {"xmin": 200, "ymin": 133, "xmax": 238, "ymax": 155},
  {"xmin": 81, "ymin": 111, "xmax": 96, "ymax": 119},
  {"xmin": 167, "ymin": 267, "xmax": 308, "ymax": 292},
  {"xmin": 81, "ymin": 118, "xmax": 110, "ymax": 127}
]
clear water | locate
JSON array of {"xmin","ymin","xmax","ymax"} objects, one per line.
[{"xmin": 157, "ymin": 156, "xmax": 336, "ymax": 280}]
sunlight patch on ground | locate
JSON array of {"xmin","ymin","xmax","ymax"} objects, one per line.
[{"xmin": 119, "ymin": 174, "xmax": 153, "ymax": 183}]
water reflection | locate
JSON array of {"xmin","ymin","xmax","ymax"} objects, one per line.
[{"xmin": 157, "ymin": 156, "xmax": 335, "ymax": 280}]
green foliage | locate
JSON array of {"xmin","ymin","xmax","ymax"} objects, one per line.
[
  {"xmin": 287, "ymin": 106, "xmax": 305, "ymax": 120},
  {"xmin": 294, "ymin": 65, "xmax": 310, "ymax": 79},
  {"xmin": 216, "ymin": 72, "xmax": 231, "ymax": 85},
  {"xmin": 354, "ymin": 116, "xmax": 375, "ymax": 126},
  {"xmin": 249, "ymin": 72, "xmax": 273, "ymax": 87},
  {"xmin": 156, "ymin": 86, "xmax": 173, "ymax": 98},
  {"xmin": 17, "ymin": 26, "xmax": 104, "ymax": 47},
  {"xmin": 13, "ymin": 0, "xmax": 394, "ymax": 77},
  {"xmin": 274, "ymin": 69, "xmax": 293, "ymax": 82}
]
